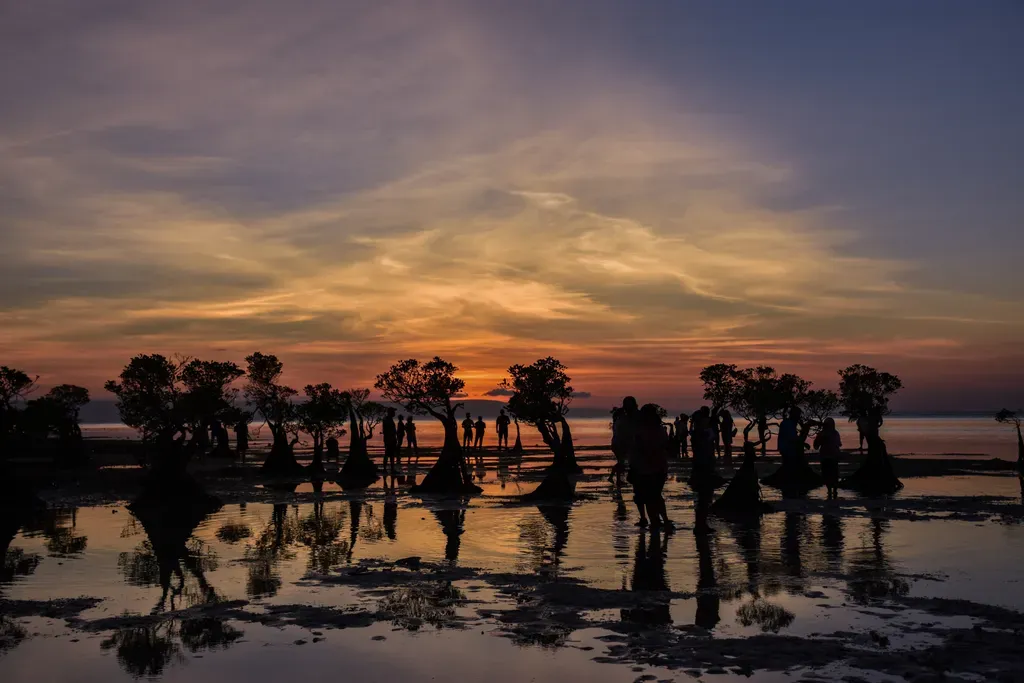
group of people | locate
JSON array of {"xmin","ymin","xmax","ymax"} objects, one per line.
[
  {"xmin": 381, "ymin": 409, "xmax": 420, "ymax": 473},
  {"xmin": 611, "ymin": 397, "xmax": 674, "ymax": 529},
  {"xmin": 669, "ymin": 408, "xmax": 738, "ymax": 462},
  {"xmin": 461, "ymin": 409, "xmax": 513, "ymax": 451},
  {"xmin": 611, "ymin": 396, "xmax": 878, "ymax": 530}
]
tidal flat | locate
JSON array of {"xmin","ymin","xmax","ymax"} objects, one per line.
[{"xmin": 3, "ymin": 443, "xmax": 1024, "ymax": 683}]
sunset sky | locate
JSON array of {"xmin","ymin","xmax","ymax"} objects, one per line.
[{"xmin": 2, "ymin": 1, "xmax": 1022, "ymax": 411}]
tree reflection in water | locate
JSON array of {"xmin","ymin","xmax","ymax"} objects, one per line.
[
  {"xmin": 244, "ymin": 499, "xmax": 365, "ymax": 597},
  {"xmin": 847, "ymin": 517, "xmax": 909, "ymax": 603},
  {"xmin": 106, "ymin": 488, "xmax": 242, "ymax": 678},
  {"xmin": 100, "ymin": 617, "xmax": 242, "ymax": 678}
]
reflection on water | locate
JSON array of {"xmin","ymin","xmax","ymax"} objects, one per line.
[{"xmin": 2, "ymin": 474, "xmax": 1024, "ymax": 681}]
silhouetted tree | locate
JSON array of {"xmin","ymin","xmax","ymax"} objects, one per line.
[
  {"xmin": 732, "ymin": 366, "xmax": 809, "ymax": 456},
  {"xmin": 20, "ymin": 384, "xmax": 91, "ymax": 466},
  {"xmin": 838, "ymin": 364, "xmax": 902, "ymax": 429},
  {"xmin": 800, "ymin": 389, "xmax": 841, "ymax": 431},
  {"xmin": 0, "ymin": 366, "xmax": 38, "ymax": 460},
  {"xmin": 699, "ymin": 363, "xmax": 742, "ymax": 412},
  {"xmin": 994, "ymin": 409, "xmax": 1023, "ymax": 469},
  {"xmin": 375, "ymin": 358, "xmax": 479, "ymax": 495},
  {"xmin": 337, "ymin": 388, "xmax": 381, "ymax": 488},
  {"xmin": 501, "ymin": 357, "xmax": 579, "ymax": 500},
  {"xmin": 244, "ymin": 352, "xmax": 302, "ymax": 476},
  {"xmin": 179, "ymin": 359, "xmax": 244, "ymax": 455},
  {"xmin": 106, "ymin": 355, "xmax": 189, "ymax": 471},
  {"xmin": 295, "ymin": 383, "xmax": 348, "ymax": 477}
]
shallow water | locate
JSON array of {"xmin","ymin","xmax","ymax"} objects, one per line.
[
  {"xmin": 83, "ymin": 415, "xmax": 1023, "ymax": 460},
  {"xmin": 3, "ymin": 470, "xmax": 1023, "ymax": 682}
]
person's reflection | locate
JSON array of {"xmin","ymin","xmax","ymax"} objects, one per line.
[
  {"xmin": 781, "ymin": 511, "xmax": 807, "ymax": 592},
  {"xmin": 612, "ymin": 486, "xmax": 629, "ymax": 523},
  {"xmin": 496, "ymin": 450, "xmax": 510, "ymax": 490},
  {"xmin": 384, "ymin": 493, "xmax": 398, "ymax": 542},
  {"xmin": 728, "ymin": 518, "xmax": 762, "ymax": 596},
  {"xmin": 847, "ymin": 517, "xmax": 907, "ymax": 603},
  {"xmin": 694, "ymin": 529, "xmax": 720, "ymax": 630},
  {"xmin": 433, "ymin": 508, "xmax": 465, "ymax": 564},
  {"xmin": 821, "ymin": 513, "xmax": 845, "ymax": 574},
  {"xmin": 622, "ymin": 531, "xmax": 671, "ymax": 626}
]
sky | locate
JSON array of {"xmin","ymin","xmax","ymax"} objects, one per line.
[{"xmin": 2, "ymin": 0, "xmax": 1023, "ymax": 412}]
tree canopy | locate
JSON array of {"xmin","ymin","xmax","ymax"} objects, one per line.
[
  {"xmin": 699, "ymin": 363, "xmax": 742, "ymax": 411},
  {"xmin": 502, "ymin": 357, "xmax": 573, "ymax": 428},
  {"xmin": 838, "ymin": 364, "xmax": 902, "ymax": 421},
  {"xmin": 374, "ymin": 357, "xmax": 465, "ymax": 421},
  {"xmin": 243, "ymin": 352, "xmax": 297, "ymax": 436},
  {"xmin": 105, "ymin": 354, "xmax": 185, "ymax": 443}
]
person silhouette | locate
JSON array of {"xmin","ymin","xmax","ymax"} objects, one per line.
[
  {"xmin": 473, "ymin": 415, "xmax": 486, "ymax": 450},
  {"xmin": 462, "ymin": 413, "xmax": 474, "ymax": 449},
  {"xmin": 720, "ymin": 409, "xmax": 736, "ymax": 464},
  {"xmin": 612, "ymin": 397, "xmax": 639, "ymax": 493},
  {"xmin": 710, "ymin": 407, "xmax": 722, "ymax": 458},
  {"xmin": 405, "ymin": 416, "xmax": 418, "ymax": 458},
  {"xmin": 814, "ymin": 417, "xmax": 843, "ymax": 500},
  {"xmin": 674, "ymin": 413, "xmax": 689, "ymax": 458},
  {"xmin": 856, "ymin": 415, "xmax": 869, "ymax": 453},
  {"xmin": 396, "ymin": 415, "xmax": 406, "ymax": 450},
  {"xmin": 496, "ymin": 409, "xmax": 511, "ymax": 451},
  {"xmin": 326, "ymin": 436, "xmax": 339, "ymax": 464},
  {"xmin": 382, "ymin": 407, "xmax": 398, "ymax": 475},
  {"xmin": 637, "ymin": 403, "xmax": 673, "ymax": 529},
  {"xmin": 234, "ymin": 419, "xmax": 249, "ymax": 460},
  {"xmin": 778, "ymin": 406, "xmax": 801, "ymax": 468}
]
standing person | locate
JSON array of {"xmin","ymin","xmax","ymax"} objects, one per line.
[
  {"xmin": 637, "ymin": 403, "xmax": 674, "ymax": 529},
  {"xmin": 496, "ymin": 409, "xmax": 511, "ymax": 451},
  {"xmin": 474, "ymin": 415, "xmax": 486, "ymax": 450},
  {"xmin": 611, "ymin": 397, "xmax": 639, "ymax": 494},
  {"xmin": 855, "ymin": 415, "xmax": 869, "ymax": 453},
  {"xmin": 396, "ymin": 415, "xmax": 406, "ymax": 450},
  {"xmin": 710, "ymin": 407, "xmax": 723, "ymax": 458},
  {"xmin": 462, "ymin": 413, "xmax": 474, "ymax": 449},
  {"xmin": 326, "ymin": 436, "xmax": 340, "ymax": 464},
  {"xmin": 777, "ymin": 407, "xmax": 801, "ymax": 467},
  {"xmin": 814, "ymin": 417, "xmax": 843, "ymax": 499},
  {"xmin": 720, "ymin": 409, "xmax": 736, "ymax": 465},
  {"xmin": 405, "ymin": 416, "xmax": 418, "ymax": 458},
  {"xmin": 690, "ymin": 407, "xmax": 715, "ymax": 465},
  {"xmin": 675, "ymin": 413, "xmax": 689, "ymax": 458},
  {"xmin": 234, "ymin": 419, "xmax": 249, "ymax": 461},
  {"xmin": 383, "ymin": 407, "xmax": 398, "ymax": 475},
  {"xmin": 689, "ymin": 407, "xmax": 719, "ymax": 534}
]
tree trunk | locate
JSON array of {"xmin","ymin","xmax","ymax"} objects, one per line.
[
  {"xmin": 411, "ymin": 417, "xmax": 481, "ymax": 496},
  {"xmin": 525, "ymin": 417, "xmax": 579, "ymax": 500},
  {"xmin": 1016, "ymin": 425, "xmax": 1023, "ymax": 472},
  {"xmin": 511, "ymin": 419, "xmax": 523, "ymax": 453},
  {"xmin": 840, "ymin": 435, "xmax": 903, "ymax": 495},
  {"xmin": 307, "ymin": 436, "xmax": 326, "ymax": 479},
  {"xmin": 260, "ymin": 427, "xmax": 304, "ymax": 477},
  {"xmin": 338, "ymin": 409, "xmax": 379, "ymax": 489}
]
